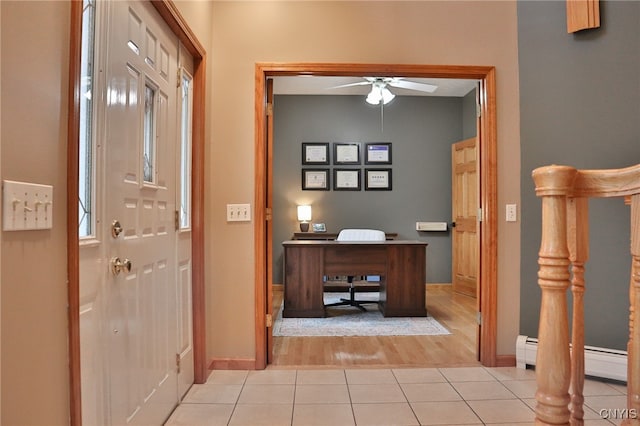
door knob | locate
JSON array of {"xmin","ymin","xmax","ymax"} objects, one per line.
[{"xmin": 110, "ymin": 257, "xmax": 132, "ymax": 276}]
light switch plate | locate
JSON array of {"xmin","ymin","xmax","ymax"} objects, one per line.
[
  {"xmin": 506, "ymin": 203, "xmax": 517, "ymax": 222},
  {"xmin": 226, "ymin": 203, "xmax": 251, "ymax": 222},
  {"xmin": 3, "ymin": 180, "xmax": 53, "ymax": 231}
]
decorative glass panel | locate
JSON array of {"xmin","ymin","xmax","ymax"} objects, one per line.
[
  {"xmin": 179, "ymin": 71, "xmax": 193, "ymax": 229},
  {"xmin": 79, "ymin": 0, "xmax": 95, "ymax": 238},
  {"xmin": 143, "ymin": 83, "xmax": 156, "ymax": 183}
]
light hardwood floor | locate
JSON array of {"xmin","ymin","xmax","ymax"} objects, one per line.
[{"xmin": 271, "ymin": 284, "xmax": 479, "ymax": 368}]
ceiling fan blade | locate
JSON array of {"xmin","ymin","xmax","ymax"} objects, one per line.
[
  {"xmin": 388, "ymin": 79, "xmax": 438, "ymax": 93},
  {"xmin": 327, "ymin": 81, "xmax": 371, "ymax": 89}
]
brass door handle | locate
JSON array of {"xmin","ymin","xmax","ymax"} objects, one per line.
[{"xmin": 110, "ymin": 257, "xmax": 132, "ymax": 276}]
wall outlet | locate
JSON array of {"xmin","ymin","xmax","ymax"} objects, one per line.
[{"xmin": 226, "ymin": 203, "xmax": 251, "ymax": 222}]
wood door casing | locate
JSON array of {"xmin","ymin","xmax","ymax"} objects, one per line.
[
  {"xmin": 452, "ymin": 137, "xmax": 479, "ymax": 298},
  {"xmin": 255, "ymin": 63, "xmax": 499, "ymax": 368},
  {"xmin": 266, "ymin": 79, "xmax": 275, "ymax": 363}
]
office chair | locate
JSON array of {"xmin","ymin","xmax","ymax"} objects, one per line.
[{"xmin": 324, "ymin": 229, "xmax": 386, "ymax": 312}]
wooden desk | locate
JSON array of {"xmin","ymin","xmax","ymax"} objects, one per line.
[
  {"xmin": 282, "ymin": 240, "xmax": 427, "ymax": 318},
  {"xmin": 292, "ymin": 232, "xmax": 397, "ymax": 240}
]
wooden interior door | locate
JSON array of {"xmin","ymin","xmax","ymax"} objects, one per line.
[{"xmin": 451, "ymin": 137, "xmax": 479, "ymax": 298}]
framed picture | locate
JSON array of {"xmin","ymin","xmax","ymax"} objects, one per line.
[
  {"xmin": 312, "ymin": 223, "xmax": 326, "ymax": 232},
  {"xmin": 302, "ymin": 169, "xmax": 329, "ymax": 190},
  {"xmin": 365, "ymin": 168, "xmax": 392, "ymax": 190},
  {"xmin": 302, "ymin": 142, "xmax": 330, "ymax": 165},
  {"xmin": 333, "ymin": 143, "xmax": 360, "ymax": 165},
  {"xmin": 333, "ymin": 169, "xmax": 361, "ymax": 191},
  {"xmin": 365, "ymin": 143, "xmax": 392, "ymax": 165}
]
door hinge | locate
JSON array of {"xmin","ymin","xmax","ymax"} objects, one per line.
[
  {"xmin": 175, "ymin": 210, "xmax": 180, "ymax": 231},
  {"xmin": 476, "ymin": 103, "xmax": 482, "ymax": 118},
  {"xmin": 176, "ymin": 353, "xmax": 181, "ymax": 374},
  {"xmin": 177, "ymin": 68, "xmax": 182, "ymax": 88},
  {"xmin": 477, "ymin": 208, "xmax": 483, "ymax": 222},
  {"xmin": 266, "ymin": 207, "xmax": 273, "ymax": 221},
  {"xmin": 266, "ymin": 102, "xmax": 273, "ymax": 116},
  {"xmin": 266, "ymin": 313, "xmax": 273, "ymax": 328},
  {"xmin": 477, "ymin": 312, "xmax": 482, "ymax": 325}
]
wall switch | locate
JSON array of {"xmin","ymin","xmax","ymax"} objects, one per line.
[
  {"xmin": 226, "ymin": 203, "xmax": 251, "ymax": 222},
  {"xmin": 506, "ymin": 203, "xmax": 517, "ymax": 222},
  {"xmin": 3, "ymin": 180, "xmax": 53, "ymax": 231}
]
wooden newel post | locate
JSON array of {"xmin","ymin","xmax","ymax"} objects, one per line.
[{"xmin": 532, "ymin": 165, "xmax": 578, "ymax": 425}]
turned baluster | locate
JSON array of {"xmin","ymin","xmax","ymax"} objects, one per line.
[
  {"xmin": 533, "ymin": 165, "xmax": 577, "ymax": 425},
  {"xmin": 625, "ymin": 194, "xmax": 640, "ymax": 426},
  {"xmin": 567, "ymin": 197, "xmax": 588, "ymax": 425}
]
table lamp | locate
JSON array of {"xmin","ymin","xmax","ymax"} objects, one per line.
[{"xmin": 297, "ymin": 205, "xmax": 312, "ymax": 232}]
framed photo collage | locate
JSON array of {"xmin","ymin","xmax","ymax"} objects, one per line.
[{"xmin": 301, "ymin": 142, "xmax": 392, "ymax": 191}]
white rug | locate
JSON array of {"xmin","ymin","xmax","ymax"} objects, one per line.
[{"xmin": 273, "ymin": 293, "xmax": 450, "ymax": 337}]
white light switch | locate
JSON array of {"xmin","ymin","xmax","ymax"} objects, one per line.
[
  {"xmin": 506, "ymin": 204, "xmax": 517, "ymax": 222},
  {"xmin": 226, "ymin": 203, "xmax": 251, "ymax": 222},
  {"xmin": 3, "ymin": 180, "xmax": 53, "ymax": 231}
]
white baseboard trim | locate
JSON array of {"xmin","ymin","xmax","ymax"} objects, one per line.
[{"xmin": 516, "ymin": 335, "xmax": 627, "ymax": 382}]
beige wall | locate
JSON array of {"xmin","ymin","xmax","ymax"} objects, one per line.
[
  {"xmin": 205, "ymin": 1, "xmax": 521, "ymax": 361},
  {"xmin": 1, "ymin": 1, "xmax": 70, "ymax": 424},
  {"xmin": 0, "ymin": 1, "xmax": 3, "ymax": 417},
  {"xmin": 0, "ymin": 1, "xmax": 521, "ymax": 422}
]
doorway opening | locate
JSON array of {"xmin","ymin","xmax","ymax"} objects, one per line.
[{"xmin": 254, "ymin": 63, "xmax": 498, "ymax": 370}]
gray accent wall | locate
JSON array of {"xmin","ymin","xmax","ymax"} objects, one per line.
[
  {"xmin": 518, "ymin": 0, "xmax": 640, "ymax": 350},
  {"xmin": 272, "ymin": 94, "xmax": 476, "ymax": 284}
]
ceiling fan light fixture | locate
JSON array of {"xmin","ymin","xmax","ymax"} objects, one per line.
[
  {"xmin": 381, "ymin": 87, "xmax": 395, "ymax": 104},
  {"xmin": 366, "ymin": 85, "xmax": 383, "ymax": 105},
  {"xmin": 366, "ymin": 81, "xmax": 395, "ymax": 105}
]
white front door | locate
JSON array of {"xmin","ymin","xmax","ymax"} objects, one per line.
[{"xmin": 80, "ymin": 1, "xmax": 192, "ymax": 424}]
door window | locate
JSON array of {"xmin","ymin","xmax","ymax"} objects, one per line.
[
  {"xmin": 179, "ymin": 71, "xmax": 193, "ymax": 229},
  {"xmin": 79, "ymin": 0, "xmax": 96, "ymax": 238}
]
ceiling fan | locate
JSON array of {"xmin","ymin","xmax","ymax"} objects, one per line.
[{"xmin": 329, "ymin": 77, "xmax": 438, "ymax": 105}]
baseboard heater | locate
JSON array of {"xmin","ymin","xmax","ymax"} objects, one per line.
[{"xmin": 516, "ymin": 335, "xmax": 628, "ymax": 382}]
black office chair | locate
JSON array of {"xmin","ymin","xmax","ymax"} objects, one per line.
[{"xmin": 324, "ymin": 229, "xmax": 386, "ymax": 312}]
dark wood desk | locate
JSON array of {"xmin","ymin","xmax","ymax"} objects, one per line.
[
  {"xmin": 292, "ymin": 232, "xmax": 397, "ymax": 240},
  {"xmin": 282, "ymin": 240, "xmax": 427, "ymax": 318}
]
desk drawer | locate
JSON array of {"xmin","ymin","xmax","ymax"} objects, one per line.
[{"xmin": 324, "ymin": 246, "xmax": 387, "ymax": 275}]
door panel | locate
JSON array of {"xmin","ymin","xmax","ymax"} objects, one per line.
[
  {"xmin": 452, "ymin": 138, "xmax": 479, "ymax": 298},
  {"xmin": 176, "ymin": 47, "xmax": 195, "ymax": 398},
  {"xmin": 106, "ymin": 2, "xmax": 178, "ymax": 423},
  {"xmin": 80, "ymin": 1, "xmax": 192, "ymax": 424}
]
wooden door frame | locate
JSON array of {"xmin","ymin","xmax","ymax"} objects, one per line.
[
  {"xmin": 254, "ymin": 62, "xmax": 499, "ymax": 369},
  {"xmin": 67, "ymin": 1, "xmax": 207, "ymax": 424}
]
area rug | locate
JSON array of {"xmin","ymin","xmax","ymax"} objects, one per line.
[{"xmin": 273, "ymin": 293, "xmax": 450, "ymax": 337}]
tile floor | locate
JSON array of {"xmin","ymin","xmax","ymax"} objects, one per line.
[{"xmin": 165, "ymin": 366, "xmax": 628, "ymax": 425}]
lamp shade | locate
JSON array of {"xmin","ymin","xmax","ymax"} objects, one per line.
[
  {"xmin": 297, "ymin": 205, "xmax": 312, "ymax": 222},
  {"xmin": 366, "ymin": 83, "xmax": 395, "ymax": 105}
]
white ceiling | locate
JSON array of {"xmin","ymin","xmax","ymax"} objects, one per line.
[{"xmin": 272, "ymin": 76, "xmax": 478, "ymax": 97}]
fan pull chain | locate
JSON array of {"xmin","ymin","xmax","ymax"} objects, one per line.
[{"xmin": 380, "ymin": 101, "xmax": 384, "ymax": 133}]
